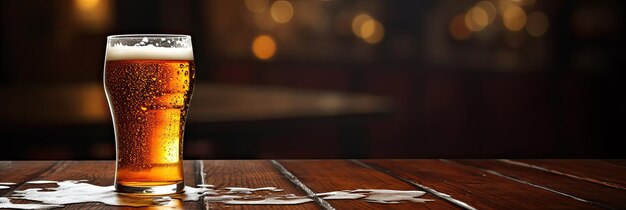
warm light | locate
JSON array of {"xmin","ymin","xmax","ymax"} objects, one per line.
[
  {"xmin": 78, "ymin": 85, "xmax": 108, "ymax": 121},
  {"xmin": 73, "ymin": 0, "xmax": 111, "ymax": 32},
  {"xmin": 362, "ymin": 20, "xmax": 384, "ymax": 44},
  {"xmin": 351, "ymin": 13, "xmax": 384, "ymax": 44},
  {"xmin": 526, "ymin": 11, "xmax": 549, "ymax": 37},
  {"xmin": 465, "ymin": 6, "xmax": 489, "ymax": 31},
  {"xmin": 245, "ymin": 0, "xmax": 269, "ymax": 13},
  {"xmin": 476, "ymin": 1, "xmax": 497, "ymax": 24},
  {"xmin": 449, "ymin": 14, "xmax": 472, "ymax": 40},
  {"xmin": 502, "ymin": 4, "xmax": 527, "ymax": 31},
  {"xmin": 351, "ymin": 13, "xmax": 372, "ymax": 38},
  {"xmin": 360, "ymin": 19, "xmax": 376, "ymax": 38},
  {"xmin": 270, "ymin": 0, "xmax": 294, "ymax": 23},
  {"xmin": 74, "ymin": 0, "xmax": 100, "ymax": 12},
  {"xmin": 512, "ymin": 0, "xmax": 536, "ymax": 6},
  {"xmin": 252, "ymin": 35, "xmax": 276, "ymax": 60},
  {"xmin": 254, "ymin": 10, "xmax": 277, "ymax": 30}
]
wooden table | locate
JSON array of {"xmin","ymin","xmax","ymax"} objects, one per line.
[{"xmin": 1, "ymin": 159, "xmax": 625, "ymax": 209}]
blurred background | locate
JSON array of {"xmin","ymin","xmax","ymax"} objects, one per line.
[{"xmin": 0, "ymin": 0, "xmax": 624, "ymax": 160}]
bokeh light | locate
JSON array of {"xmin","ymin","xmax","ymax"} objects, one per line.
[
  {"xmin": 502, "ymin": 4, "xmax": 527, "ymax": 31},
  {"xmin": 74, "ymin": 0, "xmax": 100, "ymax": 12},
  {"xmin": 73, "ymin": 0, "xmax": 110, "ymax": 32},
  {"xmin": 362, "ymin": 20, "xmax": 384, "ymax": 44},
  {"xmin": 476, "ymin": 1, "xmax": 497, "ymax": 24},
  {"xmin": 270, "ymin": 0, "xmax": 294, "ymax": 23},
  {"xmin": 513, "ymin": 0, "xmax": 536, "ymax": 6},
  {"xmin": 351, "ymin": 13, "xmax": 373, "ymax": 38},
  {"xmin": 351, "ymin": 13, "xmax": 384, "ymax": 44},
  {"xmin": 252, "ymin": 35, "xmax": 276, "ymax": 60},
  {"xmin": 245, "ymin": 0, "xmax": 269, "ymax": 13},
  {"xmin": 526, "ymin": 11, "xmax": 549, "ymax": 37},
  {"xmin": 465, "ymin": 6, "xmax": 489, "ymax": 31},
  {"xmin": 360, "ymin": 19, "xmax": 376, "ymax": 38},
  {"xmin": 449, "ymin": 14, "xmax": 471, "ymax": 40}
]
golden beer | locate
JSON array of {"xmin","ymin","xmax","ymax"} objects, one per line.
[{"xmin": 104, "ymin": 35, "xmax": 194, "ymax": 195}]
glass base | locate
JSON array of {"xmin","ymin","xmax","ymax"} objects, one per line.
[{"xmin": 116, "ymin": 181, "xmax": 184, "ymax": 195}]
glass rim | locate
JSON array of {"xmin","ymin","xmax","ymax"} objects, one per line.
[{"xmin": 107, "ymin": 34, "xmax": 191, "ymax": 39}]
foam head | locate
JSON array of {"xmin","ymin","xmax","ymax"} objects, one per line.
[
  {"xmin": 106, "ymin": 35, "xmax": 194, "ymax": 61},
  {"xmin": 106, "ymin": 45, "xmax": 194, "ymax": 61}
]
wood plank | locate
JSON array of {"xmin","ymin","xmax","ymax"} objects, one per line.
[
  {"xmin": 4, "ymin": 161, "xmax": 201, "ymax": 209},
  {"xmin": 514, "ymin": 159, "xmax": 626, "ymax": 190},
  {"xmin": 185, "ymin": 160, "xmax": 203, "ymax": 209},
  {"xmin": 6, "ymin": 161, "xmax": 114, "ymax": 209},
  {"xmin": 600, "ymin": 159, "xmax": 626, "ymax": 167},
  {"xmin": 0, "ymin": 161, "xmax": 58, "ymax": 196},
  {"xmin": 278, "ymin": 159, "xmax": 461, "ymax": 210},
  {"xmin": 454, "ymin": 159, "xmax": 626, "ymax": 209},
  {"xmin": 199, "ymin": 160, "xmax": 321, "ymax": 210},
  {"xmin": 362, "ymin": 159, "xmax": 604, "ymax": 210}
]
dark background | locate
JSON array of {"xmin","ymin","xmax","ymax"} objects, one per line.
[{"xmin": 1, "ymin": 0, "xmax": 624, "ymax": 159}]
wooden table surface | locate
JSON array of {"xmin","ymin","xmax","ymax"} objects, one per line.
[{"xmin": 1, "ymin": 159, "xmax": 625, "ymax": 209}]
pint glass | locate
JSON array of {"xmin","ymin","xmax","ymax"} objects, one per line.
[{"xmin": 104, "ymin": 35, "xmax": 195, "ymax": 195}]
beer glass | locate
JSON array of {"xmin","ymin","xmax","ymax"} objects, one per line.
[{"xmin": 104, "ymin": 35, "xmax": 195, "ymax": 195}]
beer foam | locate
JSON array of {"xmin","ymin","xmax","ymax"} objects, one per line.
[
  {"xmin": 0, "ymin": 180, "xmax": 433, "ymax": 209},
  {"xmin": 106, "ymin": 45, "xmax": 194, "ymax": 61}
]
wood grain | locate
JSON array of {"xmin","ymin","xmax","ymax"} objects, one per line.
[
  {"xmin": 454, "ymin": 159, "xmax": 626, "ymax": 209},
  {"xmin": 278, "ymin": 159, "xmax": 460, "ymax": 210},
  {"xmin": 185, "ymin": 160, "xmax": 203, "ymax": 209},
  {"xmin": 515, "ymin": 159, "xmax": 626, "ymax": 190},
  {"xmin": 0, "ymin": 161, "xmax": 57, "ymax": 196},
  {"xmin": 362, "ymin": 159, "xmax": 604, "ymax": 210},
  {"xmin": 600, "ymin": 159, "xmax": 626, "ymax": 167},
  {"xmin": 5, "ymin": 161, "xmax": 113, "ymax": 209},
  {"xmin": 2, "ymin": 160, "xmax": 625, "ymax": 209},
  {"xmin": 3, "ymin": 161, "xmax": 202, "ymax": 209},
  {"xmin": 199, "ymin": 160, "xmax": 321, "ymax": 210}
]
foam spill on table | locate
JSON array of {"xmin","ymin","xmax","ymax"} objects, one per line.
[
  {"xmin": 0, "ymin": 180, "xmax": 433, "ymax": 209},
  {"xmin": 0, "ymin": 197, "xmax": 62, "ymax": 210},
  {"xmin": 0, "ymin": 182, "xmax": 16, "ymax": 190},
  {"xmin": 224, "ymin": 187, "xmax": 284, "ymax": 194}
]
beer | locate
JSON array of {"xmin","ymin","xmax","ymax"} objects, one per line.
[{"xmin": 104, "ymin": 35, "xmax": 194, "ymax": 195}]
